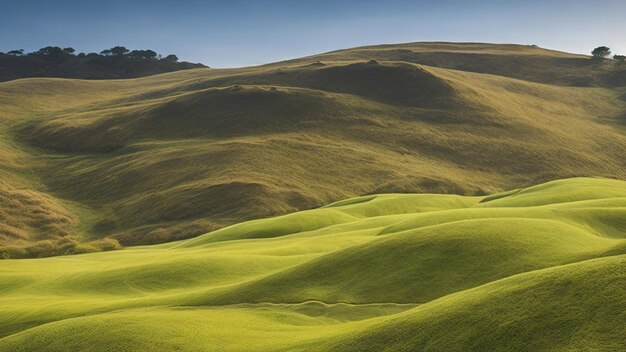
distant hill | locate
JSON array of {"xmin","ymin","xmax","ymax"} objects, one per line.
[
  {"xmin": 0, "ymin": 46, "xmax": 206, "ymax": 82},
  {"xmin": 284, "ymin": 42, "xmax": 626, "ymax": 87},
  {"xmin": 0, "ymin": 42, "xmax": 625, "ymax": 257}
]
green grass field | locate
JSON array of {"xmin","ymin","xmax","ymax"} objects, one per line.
[{"xmin": 1, "ymin": 177, "xmax": 624, "ymax": 351}]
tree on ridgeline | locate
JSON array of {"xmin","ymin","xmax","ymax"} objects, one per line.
[
  {"xmin": 0, "ymin": 45, "xmax": 206, "ymax": 82},
  {"xmin": 163, "ymin": 54, "xmax": 179, "ymax": 62},
  {"xmin": 110, "ymin": 46, "xmax": 129, "ymax": 56},
  {"xmin": 614, "ymin": 55, "xmax": 626, "ymax": 63},
  {"xmin": 7, "ymin": 49, "xmax": 24, "ymax": 56},
  {"xmin": 591, "ymin": 46, "xmax": 611, "ymax": 59},
  {"xmin": 2, "ymin": 46, "xmax": 185, "ymax": 61},
  {"xmin": 32, "ymin": 46, "xmax": 72, "ymax": 57},
  {"xmin": 129, "ymin": 49, "xmax": 158, "ymax": 59}
]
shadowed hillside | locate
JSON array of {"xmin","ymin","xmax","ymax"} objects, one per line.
[{"xmin": 0, "ymin": 42, "xmax": 625, "ymax": 256}]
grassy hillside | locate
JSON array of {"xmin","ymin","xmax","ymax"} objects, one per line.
[
  {"xmin": 0, "ymin": 42, "xmax": 625, "ymax": 255},
  {"xmin": 292, "ymin": 42, "xmax": 626, "ymax": 87},
  {"xmin": 0, "ymin": 177, "xmax": 624, "ymax": 351}
]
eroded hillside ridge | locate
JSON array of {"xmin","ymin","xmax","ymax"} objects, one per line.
[{"xmin": 0, "ymin": 42, "xmax": 625, "ymax": 256}]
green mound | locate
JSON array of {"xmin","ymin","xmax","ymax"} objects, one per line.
[
  {"xmin": 327, "ymin": 255, "xmax": 626, "ymax": 352},
  {"xmin": 0, "ymin": 177, "xmax": 624, "ymax": 351}
]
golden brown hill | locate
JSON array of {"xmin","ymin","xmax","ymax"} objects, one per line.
[
  {"xmin": 1, "ymin": 42, "xmax": 625, "ymax": 257},
  {"xmin": 288, "ymin": 42, "xmax": 626, "ymax": 87}
]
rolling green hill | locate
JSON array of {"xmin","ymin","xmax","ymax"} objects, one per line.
[
  {"xmin": 0, "ymin": 177, "xmax": 624, "ymax": 351},
  {"xmin": 0, "ymin": 42, "xmax": 625, "ymax": 256}
]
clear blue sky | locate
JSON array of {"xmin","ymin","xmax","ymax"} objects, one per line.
[{"xmin": 2, "ymin": 0, "xmax": 625, "ymax": 67}]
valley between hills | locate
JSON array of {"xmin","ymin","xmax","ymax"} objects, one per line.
[
  {"xmin": 0, "ymin": 42, "xmax": 625, "ymax": 351},
  {"xmin": 1, "ymin": 42, "xmax": 625, "ymax": 256}
]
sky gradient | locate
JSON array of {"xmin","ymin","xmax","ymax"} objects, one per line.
[{"xmin": 2, "ymin": 0, "xmax": 626, "ymax": 67}]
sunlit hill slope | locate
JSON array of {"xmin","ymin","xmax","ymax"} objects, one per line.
[
  {"xmin": 0, "ymin": 42, "xmax": 625, "ymax": 256},
  {"xmin": 0, "ymin": 177, "xmax": 624, "ymax": 351}
]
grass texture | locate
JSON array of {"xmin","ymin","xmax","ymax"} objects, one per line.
[
  {"xmin": 0, "ymin": 177, "xmax": 624, "ymax": 351},
  {"xmin": 0, "ymin": 42, "xmax": 625, "ymax": 254}
]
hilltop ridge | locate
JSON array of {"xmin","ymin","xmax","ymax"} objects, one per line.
[
  {"xmin": 0, "ymin": 42, "xmax": 625, "ymax": 257},
  {"xmin": 285, "ymin": 41, "xmax": 626, "ymax": 86}
]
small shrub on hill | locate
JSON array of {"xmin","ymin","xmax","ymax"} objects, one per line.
[{"xmin": 591, "ymin": 46, "xmax": 611, "ymax": 59}]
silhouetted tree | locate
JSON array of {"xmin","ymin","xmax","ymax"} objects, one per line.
[
  {"xmin": 0, "ymin": 45, "xmax": 202, "ymax": 82},
  {"xmin": 591, "ymin": 46, "xmax": 611, "ymax": 59},
  {"xmin": 128, "ymin": 49, "xmax": 158, "ymax": 59},
  {"xmin": 163, "ymin": 54, "xmax": 179, "ymax": 62},
  {"xmin": 614, "ymin": 55, "xmax": 626, "ymax": 63},
  {"xmin": 110, "ymin": 46, "xmax": 129, "ymax": 56},
  {"xmin": 33, "ymin": 46, "xmax": 68, "ymax": 56},
  {"xmin": 145, "ymin": 50, "xmax": 157, "ymax": 59}
]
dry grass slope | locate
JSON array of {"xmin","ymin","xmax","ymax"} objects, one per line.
[{"xmin": 0, "ymin": 42, "xmax": 625, "ymax": 254}]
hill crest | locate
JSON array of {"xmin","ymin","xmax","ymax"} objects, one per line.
[{"xmin": 0, "ymin": 41, "xmax": 625, "ymax": 256}]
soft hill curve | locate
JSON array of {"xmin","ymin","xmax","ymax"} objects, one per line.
[
  {"xmin": 0, "ymin": 177, "xmax": 624, "ymax": 351},
  {"xmin": 1, "ymin": 42, "xmax": 625, "ymax": 255}
]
